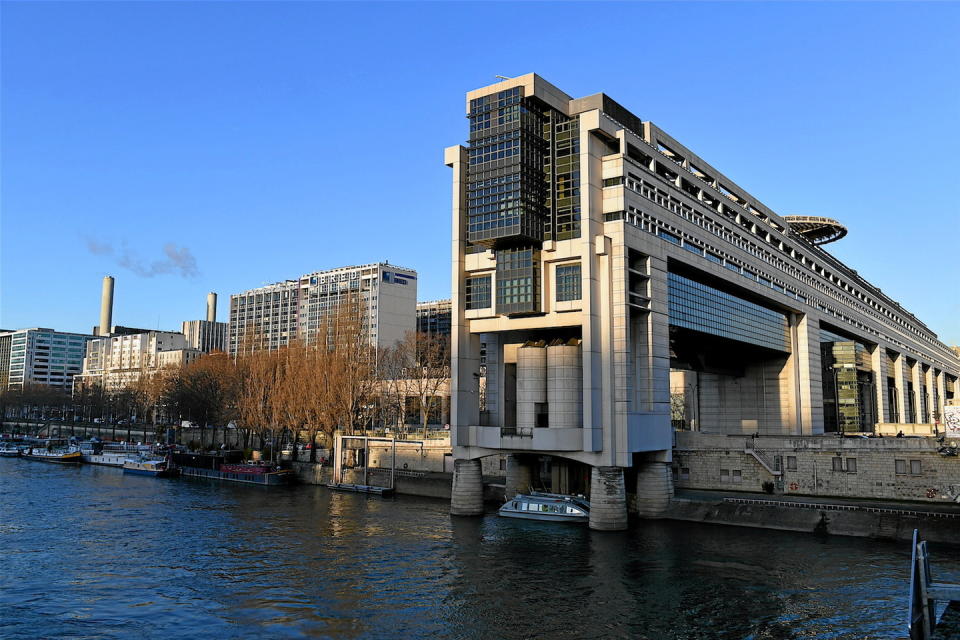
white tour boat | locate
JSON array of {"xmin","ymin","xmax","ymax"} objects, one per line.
[{"xmin": 498, "ymin": 492, "xmax": 591, "ymax": 523}]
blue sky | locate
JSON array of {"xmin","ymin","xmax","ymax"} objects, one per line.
[{"xmin": 2, "ymin": 1, "xmax": 958, "ymax": 345}]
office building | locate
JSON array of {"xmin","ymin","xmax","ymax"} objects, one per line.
[
  {"xmin": 74, "ymin": 331, "xmax": 201, "ymax": 392},
  {"xmin": 417, "ymin": 300, "xmax": 452, "ymax": 337},
  {"xmin": 446, "ymin": 74, "xmax": 960, "ymax": 529},
  {"xmin": 182, "ymin": 292, "xmax": 228, "ymax": 353},
  {"xmin": 1, "ymin": 328, "xmax": 94, "ymax": 392},
  {"xmin": 229, "ymin": 263, "xmax": 417, "ymax": 354}
]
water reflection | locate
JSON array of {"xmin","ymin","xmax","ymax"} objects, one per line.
[{"xmin": 3, "ymin": 459, "xmax": 960, "ymax": 639}]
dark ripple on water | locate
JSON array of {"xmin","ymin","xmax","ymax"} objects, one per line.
[{"xmin": 2, "ymin": 459, "xmax": 959, "ymax": 639}]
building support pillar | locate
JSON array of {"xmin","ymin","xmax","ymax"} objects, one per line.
[
  {"xmin": 588, "ymin": 466, "xmax": 628, "ymax": 531},
  {"xmin": 634, "ymin": 460, "xmax": 673, "ymax": 518},
  {"xmin": 936, "ymin": 371, "xmax": 947, "ymax": 427},
  {"xmin": 871, "ymin": 345, "xmax": 890, "ymax": 425},
  {"xmin": 794, "ymin": 313, "xmax": 824, "ymax": 435},
  {"xmin": 450, "ymin": 458, "xmax": 484, "ymax": 516},
  {"xmin": 504, "ymin": 454, "xmax": 534, "ymax": 498},
  {"xmin": 925, "ymin": 366, "xmax": 937, "ymax": 425},
  {"xmin": 911, "ymin": 362, "xmax": 924, "ymax": 424},
  {"xmin": 894, "ymin": 353, "xmax": 909, "ymax": 424}
]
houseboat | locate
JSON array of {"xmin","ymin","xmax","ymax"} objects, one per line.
[
  {"xmin": 172, "ymin": 451, "xmax": 293, "ymax": 486},
  {"xmin": 122, "ymin": 457, "xmax": 178, "ymax": 478},
  {"xmin": 21, "ymin": 442, "xmax": 82, "ymax": 465},
  {"xmin": 499, "ymin": 492, "xmax": 591, "ymax": 523},
  {"xmin": 79, "ymin": 440, "xmax": 152, "ymax": 467},
  {"xmin": 0, "ymin": 443, "xmax": 22, "ymax": 458}
]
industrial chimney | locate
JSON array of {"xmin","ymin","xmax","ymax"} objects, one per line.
[
  {"xmin": 99, "ymin": 276, "xmax": 114, "ymax": 336},
  {"xmin": 206, "ymin": 292, "xmax": 217, "ymax": 323}
]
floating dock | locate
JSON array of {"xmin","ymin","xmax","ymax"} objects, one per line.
[{"xmin": 327, "ymin": 483, "xmax": 394, "ymax": 496}]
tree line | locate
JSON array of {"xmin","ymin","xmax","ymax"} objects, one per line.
[{"xmin": 1, "ymin": 303, "xmax": 449, "ymax": 462}]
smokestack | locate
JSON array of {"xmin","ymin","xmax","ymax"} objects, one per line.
[
  {"xmin": 206, "ymin": 292, "xmax": 217, "ymax": 323},
  {"xmin": 99, "ymin": 276, "xmax": 114, "ymax": 337}
]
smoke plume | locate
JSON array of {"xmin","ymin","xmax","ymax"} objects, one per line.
[{"xmin": 85, "ymin": 238, "xmax": 200, "ymax": 279}]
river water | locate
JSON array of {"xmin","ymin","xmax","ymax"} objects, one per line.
[{"xmin": 2, "ymin": 459, "xmax": 959, "ymax": 639}]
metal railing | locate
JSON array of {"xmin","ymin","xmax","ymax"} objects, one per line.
[{"xmin": 723, "ymin": 497, "xmax": 960, "ymax": 520}]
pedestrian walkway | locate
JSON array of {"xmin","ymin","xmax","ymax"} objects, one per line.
[{"xmin": 676, "ymin": 488, "xmax": 960, "ymax": 516}]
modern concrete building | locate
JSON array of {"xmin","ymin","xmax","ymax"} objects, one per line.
[
  {"xmin": 1, "ymin": 328, "xmax": 94, "ymax": 392},
  {"xmin": 182, "ymin": 292, "xmax": 228, "ymax": 353},
  {"xmin": 417, "ymin": 299, "xmax": 452, "ymax": 337},
  {"xmin": 74, "ymin": 331, "xmax": 201, "ymax": 392},
  {"xmin": 0, "ymin": 331, "xmax": 12, "ymax": 389},
  {"xmin": 446, "ymin": 74, "xmax": 960, "ymax": 529},
  {"xmin": 229, "ymin": 263, "xmax": 417, "ymax": 354},
  {"xmin": 182, "ymin": 320, "xmax": 228, "ymax": 354}
]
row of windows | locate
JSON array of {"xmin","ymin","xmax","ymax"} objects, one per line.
[
  {"xmin": 619, "ymin": 148, "xmax": 948, "ymax": 360},
  {"xmin": 668, "ymin": 272, "xmax": 790, "ymax": 352},
  {"xmin": 555, "ymin": 264, "xmax": 582, "ymax": 302}
]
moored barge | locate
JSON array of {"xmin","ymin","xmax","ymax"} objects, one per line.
[
  {"xmin": 172, "ymin": 451, "xmax": 293, "ymax": 485},
  {"xmin": 21, "ymin": 443, "xmax": 82, "ymax": 465}
]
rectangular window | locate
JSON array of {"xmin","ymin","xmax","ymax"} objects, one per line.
[
  {"xmin": 555, "ymin": 263, "xmax": 581, "ymax": 302},
  {"xmin": 895, "ymin": 459, "xmax": 907, "ymax": 474},
  {"xmin": 911, "ymin": 460, "xmax": 922, "ymax": 475},
  {"xmin": 832, "ymin": 456, "xmax": 844, "ymax": 471},
  {"xmin": 720, "ymin": 468, "xmax": 729, "ymax": 483},
  {"xmin": 465, "ymin": 275, "xmax": 492, "ymax": 310},
  {"xmin": 846, "ymin": 458, "xmax": 857, "ymax": 473},
  {"xmin": 680, "ymin": 467, "xmax": 690, "ymax": 481},
  {"xmin": 786, "ymin": 456, "xmax": 797, "ymax": 471},
  {"xmin": 732, "ymin": 469, "xmax": 742, "ymax": 484}
]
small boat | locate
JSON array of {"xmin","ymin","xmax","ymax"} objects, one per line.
[
  {"xmin": 498, "ymin": 492, "xmax": 591, "ymax": 523},
  {"xmin": 21, "ymin": 445, "xmax": 82, "ymax": 464},
  {"xmin": 122, "ymin": 457, "xmax": 178, "ymax": 478},
  {"xmin": 0, "ymin": 443, "xmax": 21, "ymax": 458}
]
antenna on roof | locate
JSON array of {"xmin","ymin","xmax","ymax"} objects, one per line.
[{"xmin": 495, "ymin": 75, "xmax": 510, "ymax": 81}]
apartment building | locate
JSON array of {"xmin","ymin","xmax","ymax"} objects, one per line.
[
  {"xmin": 1, "ymin": 328, "xmax": 94, "ymax": 392},
  {"xmin": 74, "ymin": 331, "xmax": 200, "ymax": 392},
  {"xmin": 417, "ymin": 299, "xmax": 452, "ymax": 337},
  {"xmin": 229, "ymin": 263, "xmax": 417, "ymax": 354}
]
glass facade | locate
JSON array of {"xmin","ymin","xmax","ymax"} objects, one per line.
[
  {"xmin": 820, "ymin": 328, "xmax": 877, "ymax": 433},
  {"xmin": 465, "ymin": 85, "xmax": 583, "ymax": 319},
  {"xmin": 667, "ymin": 272, "xmax": 790, "ymax": 352},
  {"xmin": 465, "ymin": 275, "xmax": 492, "ymax": 310},
  {"xmin": 496, "ymin": 248, "xmax": 540, "ymax": 315},
  {"xmin": 467, "ymin": 87, "xmax": 547, "ymax": 247},
  {"xmin": 555, "ymin": 263, "xmax": 581, "ymax": 302}
]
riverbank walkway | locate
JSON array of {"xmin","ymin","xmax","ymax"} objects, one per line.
[{"xmin": 676, "ymin": 488, "xmax": 960, "ymax": 517}]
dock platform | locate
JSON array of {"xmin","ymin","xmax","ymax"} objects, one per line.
[{"xmin": 327, "ymin": 483, "xmax": 394, "ymax": 496}]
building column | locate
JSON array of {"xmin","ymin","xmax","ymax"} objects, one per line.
[
  {"xmin": 871, "ymin": 345, "xmax": 890, "ymax": 425},
  {"xmin": 894, "ymin": 353, "xmax": 909, "ymax": 424},
  {"xmin": 911, "ymin": 362, "xmax": 923, "ymax": 424},
  {"xmin": 504, "ymin": 454, "xmax": 534, "ymax": 498},
  {"xmin": 925, "ymin": 366, "xmax": 937, "ymax": 425},
  {"xmin": 936, "ymin": 371, "xmax": 947, "ymax": 426},
  {"xmin": 450, "ymin": 458, "xmax": 484, "ymax": 516},
  {"xmin": 634, "ymin": 460, "xmax": 673, "ymax": 518},
  {"xmin": 589, "ymin": 466, "xmax": 628, "ymax": 531},
  {"xmin": 484, "ymin": 333, "xmax": 504, "ymax": 428},
  {"xmin": 793, "ymin": 313, "xmax": 824, "ymax": 434}
]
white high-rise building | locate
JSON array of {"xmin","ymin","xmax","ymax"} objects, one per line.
[
  {"xmin": 229, "ymin": 263, "xmax": 417, "ymax": 354},
  {"xmin": 1, "ymin": 328, "xmax": 93, "ymax": 391}
]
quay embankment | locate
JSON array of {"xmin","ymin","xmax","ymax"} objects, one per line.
[{"xmin": 665, "ymin": 489, "xmax": 960, "ymax": 544}]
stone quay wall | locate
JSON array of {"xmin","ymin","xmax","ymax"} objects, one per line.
[{"xmin": 674, "ymin": 432, "xmax": 960, "ymax": 503}]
